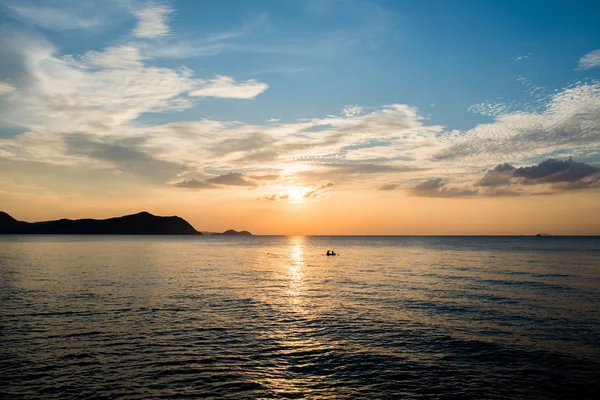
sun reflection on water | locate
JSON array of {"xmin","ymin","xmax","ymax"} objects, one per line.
[
  {"xmin": 286, "ymin": 236, "xmax": 305, "ymax": 309},
  {"xmin": 259, "ymin": 235, "xmax": 335, "ymax": 396}
]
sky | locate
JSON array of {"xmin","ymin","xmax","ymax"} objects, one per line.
[{"xmin": 1, "ymin": 0, "xmax": 600, "ymax": 235}]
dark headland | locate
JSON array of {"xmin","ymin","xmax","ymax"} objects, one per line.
[{"xmin": 0, "ymin": 211, "xmax": 203, "ymax": 235}]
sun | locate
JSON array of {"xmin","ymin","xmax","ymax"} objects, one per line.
[{"xmin": 287, "ymin": 188, "xmax": 307, "ymax": 203}]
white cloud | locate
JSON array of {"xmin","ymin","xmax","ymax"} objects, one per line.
[
  {"xmin": 132, "ymin": 2, "xmax": 173, "ymax": 38},
  {"xmin": 5, "ymin": 99, "xmax": 439, "ymax": 189},
  {"xmin": 82, "ymin": 45, "xmax": 146, "ymax": 69},
  {"xmin": 436, "ymin": 82, "xmax": 600, "ymax": 162},
  {"xmin": 409, "ymin": 178, "xmax": 478, "ymax": 198},
  {"xmin": 0, "ymin": 37, "xmax": 197, "ymax": 135},
  {"xmin": 0, "ymin": 33, "xmax": 269, "ymax": 138},
  {"xmin": 8, "ymin": 74, "xmax": 600, "ymax": 195},
  {"xmin": 7, "ymin": 40, "xmax": 597, "ymax": 193},
  {"xmin": 578, "ymin": 49, "xmax": 600, "ymax": 70},
  {"xmin": 515, "ymin": 53, "xmax": 532, "ymax": 61},
  {"xmin": 147, "ymin": 41, "xmax": 229, "ymax": 58},
  {"xmin": 342, "ymin": 105, "xmax": 364, "ymax": 117},
  {"xmin": 133, "ymin": 102, "xmax": 444, "ymax": 188},
  {"xmin": 190, "ymin": 76, "xmax": 268, "ymax": 99},
  {"xmin": 0, "ymin": 82, "xmax": 16, "ymax": 95}
]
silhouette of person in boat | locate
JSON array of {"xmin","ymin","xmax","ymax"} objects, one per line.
[{"xmin": 326, "ymin": 250, "xmax": 337, "ymax": 256}]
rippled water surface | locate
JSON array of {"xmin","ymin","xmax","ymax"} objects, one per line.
[{"xmin": 1, "ymin": 236, "xmax": 600, "ymax": 399}]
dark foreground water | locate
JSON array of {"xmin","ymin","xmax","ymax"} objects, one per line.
[{"xmin": 1, "ymin": 236, "xmax": 599, "ymax": 399}]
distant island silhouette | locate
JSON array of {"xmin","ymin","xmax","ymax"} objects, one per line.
[
  {"xmin": 0, "ymin": 211, "xmax": 204, "ymax": 235},
  {"xmin": 213, "ymin": 229, "xmax": 252, "ymax": 236}
]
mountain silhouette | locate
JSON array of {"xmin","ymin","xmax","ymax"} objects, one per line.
[{"xmin": 0, "ymin": 211, "xmax": 201, "ymax": 235}]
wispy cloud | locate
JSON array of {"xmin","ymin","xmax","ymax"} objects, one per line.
[
  {"xmin": 378, "ymin": 183, "xmax": 397, "ymax": 191},
  {"xmin": 413, "ymin": 158, "xmax": 600, "ymax": 198},
  {"xmin": 409, "ymin": 179, "xmax": 478, "ymax": 198},
  {"xmin": 299, "ymin": 163, "xmax": 423, "ymax": 182},
  {"xmin": 249, "ymin": 174, "xmax": 279, "ymax": 181},
  {"xmin": 5, "ymin": 2, "xmax": 103, "ymax": 30},
  {"xmin": 0, "ymin": 82, "xmax": 15, "ymax": 95},
  {"xmin": 514, "ymin": 53, "xmax": 532, "ymax": 61},
  {"xmin": 190, "ymin": 76, "xmax": 268, "ymax": 99},
  {"xmin": 475, "ymin": 163, "xmax": 516, "ymax": 187},
  {"xmin": 174, "ymin": 172, "xmax": 257, "ymax": 189},
  {"xmin": 64, "ymin": 134, "xmax": 187, "ymax": 184},
  {"xmin": 260, "ymin": 193, "xmax": 289, "ymax": 202},
  {"xmin": 577, "ymin": 49, "xmax": 600, "ymax": 70},
  {"xmin": 252, "ymin": 66, "xmax": 307, "ymax": 75},
  {"xmin": 436, "ymin": 82, "xmax": 600, "ymax": 162},
  {"xmin": 207, "ymin": 172, "xmax": 257, "ymax": 187},
  {"xmin": 475, "ymin": 158, "xmax": 600, "ymax": 192},
  {"xmin": 145, "ymin": 13, "xmax": 271, "ymax": 59},
  {"xmin": 132, "ymin": 2, "xmax": 173, "ymax": 38},
  {"xmin": 304, "ymin": 182, "xmax": 333, "ymax": 199},
  {"xmin": 175, "ymin": 179, "xmax": 218, "ymax": 189},
  {"xmin": 0, "ymin": 32, "xmax": 268, "ymax": 137},
  {"xmin": 0, "ymin": 36, "xmax": 195, "ymax": 134},
  {"xmin": 83, "ymin": 45, "xmax": 145, "ymax": 69},
  {"xmin": 209, "ymin": 132, "xmax": 275, "ymax": 156},
  {"xmin": 342, "ymin": 105, "xmax": 364, "ymax": 117},
  {"xmin": 258, "ymin": 183, "xmax": 334, "ymax": 202}
]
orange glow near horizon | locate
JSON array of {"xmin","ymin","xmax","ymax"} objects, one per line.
[{"xmin": 2, "ymin": 185, "xmax": 600, "ymax": 236}]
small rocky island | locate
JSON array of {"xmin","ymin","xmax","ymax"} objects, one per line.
[
  {"xmin": 214, "ymin": 229, "xmax": 252, "ymax": 236},
  {"xmin": 0, "ymin": 211, "xmax": 202, "ymax": 235}
]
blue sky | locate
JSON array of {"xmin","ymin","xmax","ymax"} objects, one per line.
[
  {"xmin": 0, "ymin": 0, "xmax": 600, "ymax": 232},
  {"xmin": 144, "ymin": 0, "xmax": 600, "ymax": 128},
  {"xmin": 160, "ymin": 1, "xmax": 598, "ymax": 128}
]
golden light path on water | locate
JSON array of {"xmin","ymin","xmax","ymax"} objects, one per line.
[
  {"xmin": 287, "ymin": 236, "xmax": 305, "ymax": 310},
  {"xmin": 261, "ymin": 236, "xmax": 331, "ymax": 396}
]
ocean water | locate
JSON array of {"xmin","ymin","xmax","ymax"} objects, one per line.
[{"xmin": 1, "ymin": 236, "xmax": 599, "ymax": 399}]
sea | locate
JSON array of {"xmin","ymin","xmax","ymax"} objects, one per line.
[{"xmin": 1, "ymin": 235, "xmax": 599, "ymax": 399}]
